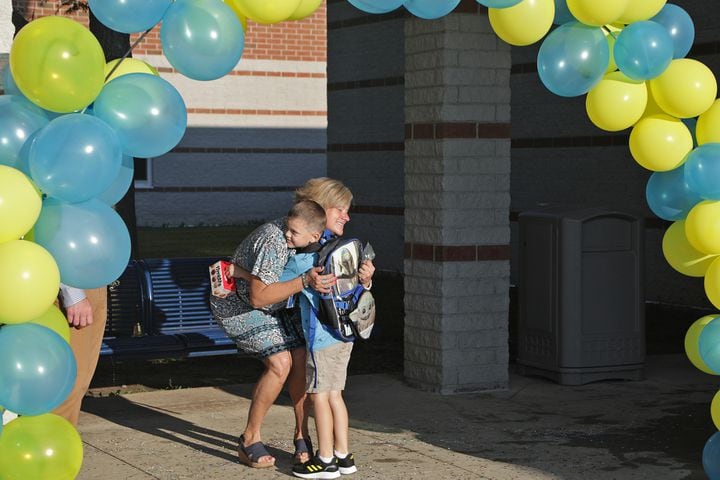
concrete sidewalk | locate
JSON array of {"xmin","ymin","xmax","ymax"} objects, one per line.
[{"xmin": 77, "ymin": 355, "xmax": 713, "ymax": 479}]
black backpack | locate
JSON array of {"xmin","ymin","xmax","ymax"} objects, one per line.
[{"xmin": 315, "ymin": 237, "xmax": 376, "ymax": 341}]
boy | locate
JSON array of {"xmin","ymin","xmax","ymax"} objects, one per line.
[{"xmin": 292, "ymin": 257, "xmax": 362, "ymax": 477}]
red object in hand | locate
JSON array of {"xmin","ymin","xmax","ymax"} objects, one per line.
[{"xmin": 209, "ymin": 260, "xmax": 236, "ymax": 298}]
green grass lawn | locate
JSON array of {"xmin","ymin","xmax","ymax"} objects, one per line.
[{"xmin": 137, "ymin": 224, "xmax": 261, "ymax": 259}]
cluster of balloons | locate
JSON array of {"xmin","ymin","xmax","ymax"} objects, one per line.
[
  {"xmin": 88, "ymin": 0, "xmax": 324, "ymax": 80},
  {"xmin": 348, "ymin": 0, "xmax": 461, "ymax": 20}
]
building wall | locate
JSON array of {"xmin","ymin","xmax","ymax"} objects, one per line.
[
  {"xmin": 509, "ymin": 0, "xmax": 720, "ymax": 309},
  {"xmin": 1, "ymin": 1, "xmax": 328, "ymax": 227},
  {"xmin": 326, "ymin": 0, "xmax": 405, "ymax": 272}
]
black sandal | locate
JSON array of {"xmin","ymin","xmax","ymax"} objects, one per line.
[
  {"xmin": 293, "ymin": 437, "xmax": 313, "ymax": 464},
  {"xmin": 237, "ymin": 434, "xmax": 275, "ymax": 469}
]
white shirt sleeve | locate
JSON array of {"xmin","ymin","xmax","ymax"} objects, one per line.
[{"xmin": 59, "ymin": 283, "xmax": 87, "ymax": 307}]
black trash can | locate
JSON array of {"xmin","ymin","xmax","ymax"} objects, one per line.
[{"xmin": 517, "ymin": 207, "xmax": 645, "ymax": 385}]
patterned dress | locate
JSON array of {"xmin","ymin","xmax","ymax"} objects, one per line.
[{"xmin": 209, "ymin": 218, "xmax": 304, "ymax": 359}]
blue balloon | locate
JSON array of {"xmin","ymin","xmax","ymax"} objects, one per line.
[
  {"xmin": 0, "ymin": 324, "xmax": 77, "ymax": 416},
  {"xmin": 98, "ymin": 154, "xmax": 134, "ymax": 206},
  {"xmin": 684, "ymin": 144, "xmax": 720, "ymax": 200},
  {"xmin": 405, "ymin": 0, "xmax": 461, "ymax": 19},
  {"xmin": 160, "ymin": 0, "xmax": 245, "ymax": 81},
  {"xmin": 650, "ymin": 4, "xmax": 695, "ymax": 59},
  {"xmin": 537, "ymin": 22, "xmax": 609, "ymax": 97},
  {"xmin": 553, "ymin": 0, "xmax": 574, "ymax": 24},
  {"xmin": 88, "ymin": 0, "xmax": 172, "ymax": 34},
  {"xmin": 704, "ymin": 432, "xmax": 720, "ymax": 480},
  {"xmin": 646, "ymin": 167, "xmax": 701, "ymax": 220},
  {"xmin": 29, "ymin": 113, "xmax": 122, "ymax": 203},
  {"xmin": 0, "ymin": 96, "xmax": 49, "ymax": 169},
  {"xmin": 614, "ymin": 21, "xmax": 673, "ymax": 80},
  {"xmin": 700, "ymin": 317, "xmax": 720, "ymax": 374},
  {"xmin": 1, "ymin": 65, "xmax": 22, "ymax": 96},
  {"xmin": 34, "ymin": 198, "xmax": 131, "ymax": 289},
  {"xmin": 477, "ymin": 0, "xmax": 522, "ymax": 8},
  {"xmin": 93, "ymin": 73, "xmax": 187, "ymax": 158},
  {"xmin": 347, "ymin": 0, "xmax": 404, "ymax": 14}
]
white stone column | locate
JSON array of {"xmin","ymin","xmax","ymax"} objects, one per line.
[{"xmin": 403, "ymin": 5, "xmax": 511, "ymax": 393}]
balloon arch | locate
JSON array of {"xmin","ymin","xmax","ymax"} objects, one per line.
[{"xmin": 2, "ymin": 0, "xmax": 720, "ymax": 477}]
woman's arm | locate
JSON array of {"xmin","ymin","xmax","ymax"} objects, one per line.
[{"xmin": 248, "ymin": 267, "xmax": 335, "ymax": 308}]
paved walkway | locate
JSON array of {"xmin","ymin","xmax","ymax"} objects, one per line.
[{"xmin": 76, "ymin": 355, "xmax": 713, "ymax": 479}]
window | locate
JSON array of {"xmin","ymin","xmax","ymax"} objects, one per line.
[{"xmin": 133, "ymin": 157, "xmax": 152, "ymax": 188}]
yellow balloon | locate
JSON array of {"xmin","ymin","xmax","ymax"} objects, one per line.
[
  {"xmin": 649, "ymin": 59, "xmax": 718, "ymax": 119},
  {"xmin": 567, "ymin": 0, "xmax": 628, "ymax": 26},
  {"xmin": 586, "ymin": 71, "xmax": 647, "ymax": 132},
  {"xmin": 662, "ymin": 221, "xmax": 717, "ymax": 277},
  {"xmin": 104, "ymin": 58, "xmax": 159, "ymax": 84},
  {"xmin": 287, "ymin": 0, "xmax": 323, "ymax": 20},
  {"xmin": 229, "ymin": 0, "xmax": 302, "ymax": 24},
  {"xmin": 629, "ymin": 114, "xmax": 693, "ymax": 171},
  {"xmin": 222, "ymin": 0, "xmax": 249, "ymax": 30},
  {"xmin": 712, "ymin": 390, "xmax": 720, "ymax": 429},
  {"xmin": 488, "ymin": 0, "xmax": 555, "ymax": 47},
  {"xmin": 706, "ymin": 258, "xmax": 720, "ymax": 309},
  {"xmin": 685, "ymin": 316, "xmax": 718, "ymax": 375},
  {"xmin": 28, "ymin": 305, "xmax": 71, "ymax": 343},
  {"xmin": 0, "ymin": 166, "xmax": 42, "ymax": 244},
  {"xmin": 686, "ymin": 200, "xmax": 720, "ymax": 254},
  {"xmin": 0, "ymin": 240, "xmax": 60, "ymax": 324},
  {"xmin": 0, "ymin": 414, "xmax": 83, "ymax": 480},
  {"xmin": 696, "ymin": 99, "xmax": 720, "ymax": 146},
  {"xmin": 617, "ymin": 0, "xmax": 666, "ymax": 23},
  {"xmin": 9, "ymin": 16, "xmax": 105, "ymax": 113},
  {"xmin": 641, "ymin": 82, "xmax": 668, "ymax": 118}
]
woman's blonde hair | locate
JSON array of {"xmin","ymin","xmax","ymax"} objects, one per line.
[{"xmin": 294, "ymin": 177, "xmax": 353, "ymax": 210}]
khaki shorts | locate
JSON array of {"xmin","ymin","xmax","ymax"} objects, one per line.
[{"xmin": 306, "ymin": 342, "xmax": 353, "ymax": 393}]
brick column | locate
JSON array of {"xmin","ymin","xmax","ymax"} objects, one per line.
[{"xmin": 403, "ymin": 4, "xmax": 511, "ymax": 393}]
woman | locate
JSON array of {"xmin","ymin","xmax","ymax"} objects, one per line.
[{"xmin": 210, "ymin": 177, "xmax": 375, "ymax": 469}]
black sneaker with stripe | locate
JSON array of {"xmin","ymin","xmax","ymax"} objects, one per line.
[
  {"xmin": 337, "ymin": 453, "xmax": 357, "ymax": 475},
  {"xmin": 292, "ymin": 454, "xmax": 340, "ymax": 479}
]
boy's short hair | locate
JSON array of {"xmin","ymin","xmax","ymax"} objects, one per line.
[{"xmin": 288, "ymin": 200, "xmax": 326, "ymax": 234}]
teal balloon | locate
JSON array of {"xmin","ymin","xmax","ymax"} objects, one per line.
[
  {"xmin": 29, "ymin": 113, "xmax": 122, "ymax": 203},
  {"xmin": 0, "ymin": 96, "xmax": 49, "ymax": 169},
  {"xmin": 704, "ymin": 432, "xmax": 720, "ymax": 480},
  {"xmin": 347, "ymin": 0, "xmax": 404, "ymax": 14},
  {"xmin": 553, "ymin": 0, "xmax": 574, "ymax": 24},
  {"xmin": 0, "ymin": 324, "xmax": 77, "ymax": 416},
  {"xmin": 89, "ymin": 0, "xmax": 172, "ymax": 34},
  {"xmin": 646, "ymin": 167, "xmax": 701, "ymax": 220},
  {"xmin": 34, "ymin": 198, "xmax": 131, "ymax": 289},
  {"xmin": 160, "ymin": 0, "xmax": 245, "ymax": 81},
  {"xmin": 93, "ymin": 73, "xmax": 187, "ymax": 158},
  {"xmin": 477, "ymin": 0, "xmax": 522, "ymax": 7},
  {"xmin": 405, "ymin": 0, "xmax": 461, "ymax": 19},
  {"xmin": 700, "ymin": 317, "xmax": 720, "ymax": 374},
  {"xmin": 650, "ymin": 3, "xmax": 694, "ymax": 59},
  {"xmin": 537, "ymin": 22, "xmax": 609, "ymax": 97},
  {"xmin": 98, "ymin": 154, "xmax": 134, "ymax": 206},
  {"xmin": 684, "ymin": 143, "xmax": 720, "ymax": 200},
  {"xmin": 614, "ymin": 21, "xmax": 673, "ymax": 80},
  {"xmin": 1, "ymin": 65, "xmax": 22, "ymax": 96}
]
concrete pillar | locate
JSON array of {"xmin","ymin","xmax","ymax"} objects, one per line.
[{"xmin": 403, "ymin": 5, "xmax": 511, "ymax": 393}]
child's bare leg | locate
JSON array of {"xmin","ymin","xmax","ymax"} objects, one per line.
[
  {"xmin": 328, "ymin": 390, "xmax": 349, "ymax": 454},
  {"xmin": 311, "ymin": 392, "xmax": 335, "ymax": 458}
]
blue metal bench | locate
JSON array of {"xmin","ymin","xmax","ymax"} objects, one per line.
[{"xmin": 101, "ymin": 258, "xmax": 238, "ymax": 359}]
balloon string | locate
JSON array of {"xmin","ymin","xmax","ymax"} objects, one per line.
[{"xmin": 104, "ymin": 26, "xmax": 154, "ymax": 82}]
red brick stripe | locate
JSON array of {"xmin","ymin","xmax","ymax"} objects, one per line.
[
  {"xmin": 405, "ymin": 242, "xmax": 511, "ymax": 262},
  {"xmin": 406, "ymin": 122, "xmax": 511, "ymax": 140},
  {"xmin": 136, "ymin": 186, "xmax": 297, "ymax": 193},
  {"xmin": 511, "ymin": 134, "xmax": 629, "ymax": 148},
  {"xmin": 154, "ymin": 67, "xmax": 326, "ymax": 78},
  {"xmin": 327, "ymin": 142, "xmax": 404, "ymax": 152},
  {"xmin": 327, "ymin": 76, "xmax": 404, "ymax": 91},
  {"xmin": 186, "ymin": 108, "xmax": 326, "ymax": 116},
  {"xmin": 172, "ymin": 147, "xmax": 325, "ymax": 154}
]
